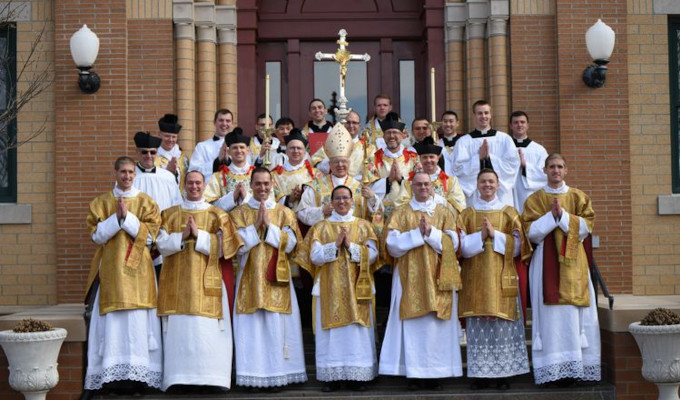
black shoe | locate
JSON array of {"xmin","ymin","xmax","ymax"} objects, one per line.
[
  {"xmin": 407, "ymin": 379, "xmax": 422, "ymax": 391},
  {"xmin": 470, "ymin": 378, "xmax": 489, "ymax": 390},
  {"xmin": 347, "ymin": 381, "xmax": 367, "ymax": 391},
  {"xmin": 268, "ymin": 386, "xmax": 283, "ymax": 393},
  {"xmin": 496, "ymin": 378, "xmax": 510, "ymax": 390},
  {"xmin": 322, "ymin": 382, "xmax": 339, "ymax": 392}
]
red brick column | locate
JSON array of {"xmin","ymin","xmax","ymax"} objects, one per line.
[{"xmin": 54, "ymin": 1, "xmax": 174, "ymax": 303}]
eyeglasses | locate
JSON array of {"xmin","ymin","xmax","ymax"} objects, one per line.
[
  {"xmin": 332, "ymin": 196, "xmax": 352, "ymax": 202},
  {"xmin": 344, "ymin": 121, "xmax": 360, "ymax": 126},
  {"xmin": 140, "ymin": 150, "xmax": 157, "ymax": 155}
]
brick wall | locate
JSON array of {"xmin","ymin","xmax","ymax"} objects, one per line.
[
  {"xmin": 628, "ymin": 1, "xmax": 680, "ymax": 295},
  {"xmin": 508, "ymin": 14, "xmax": 559, "ymax": 153},
  {"xmin": 0, "ymin": 0, "xmax": 57, "ymax": 306},
  {"xmin": 0, "ymin": 342, "xmax": 84, "ymax": 400},
  {"xmin": 54, "ymin": 0, "xmax": 174, "ymax": 303},
  {"xmin": 601, "ymin": 329, "xmax": 656, "ymax": 400}
]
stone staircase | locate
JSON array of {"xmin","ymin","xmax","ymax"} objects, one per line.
[{"xmin": 90, "ymin": 295, "xmax": 616, "ymax": 400}]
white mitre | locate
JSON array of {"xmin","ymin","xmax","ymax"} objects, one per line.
[{"xmin": 323, "ymin": 122, "xmax": 354, "ymax": 159}]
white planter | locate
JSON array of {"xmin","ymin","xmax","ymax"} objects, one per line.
[
  {"xmin": 0, "ymin": 328, "xmax": 67, "ymax": 400},
  {"xmin": 629, "ymin": 322, "xmax": 680, "ymax": 400}
]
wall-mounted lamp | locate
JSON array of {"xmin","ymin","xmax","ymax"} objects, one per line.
[
  {"xmin": 70, "ymin": 25, "xmax": 100, "ymax": 94},
  {"xmin": 582, "ymin": 19, "xmax": 616, "ymax": 88}
]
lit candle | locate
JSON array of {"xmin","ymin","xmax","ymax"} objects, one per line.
[
  {"xmin": 430, "ymin": 67, "xmax": 436, "ymax": 123},
  {"xmin": 265, "ymin": 75, "xmax": 270, "ymax": 129}
]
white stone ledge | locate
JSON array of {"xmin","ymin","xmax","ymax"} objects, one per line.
[
  {"xmin": 598, "ymin": 295, "xmax": 680, "ymax": 332},
  {"xmin": 658, "ymin": 194, "xmax": 680, "ymax": 215},
  {"xmin": 654, "ymin": 0, "xmax": 680, "ymax": 14},
  {"xmin": 0, "ymin": 203, "xmax": 31, "ymax": 224}
]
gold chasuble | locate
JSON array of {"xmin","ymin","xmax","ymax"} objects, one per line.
[
  {"xmin": 230, "ymin": 204, "xmax": 303, "ymax": 314},
  {"xmin": 296, "ymin": 219, "xmax": 378, "ymax": 330},
  {"xmin": 303, "ymin": 174, "xmax": 366, "ymax": 219},
  {"xmin": 157, "ymin": 205, "xmax": 242, "ymax": 319},
  {"xmin": 384, "ymin": 204, "xmax": 461, "ymax": 321},
  {"xmin": 86, "ymin": 192, "xmax": 160, "ymax": 315},
  {"xmin": 457, "ymin": 206, "xmax": 532, "ymax": 321},
  {"xmin": 272, "ymin": 161, "xmax": 316, "ymax": 203},
  {"xmin": 522, "ymin": 188, "xmax": 595, "ymax": 307}
]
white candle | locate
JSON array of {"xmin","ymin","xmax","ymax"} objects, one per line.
[
  {"xmin": 430, "ymin": 67, "xmax": 436, "ymax": 123},
  {"xmin": 265, "ymin": 75, "xmax": 270, "ymax": 129}
]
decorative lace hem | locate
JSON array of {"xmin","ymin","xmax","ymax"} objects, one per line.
[
  {"xmin": 317, "ymin": 365, "xmax": 377, "ymax": 382},
  {"xmin": 84, "ymin": 363, "xmax": 162, "ymax": 390},
  {"xmin": 534, "ymin": 360, "xmax": 601, "ymax": 385},
  {"xmin": 236, "ymin": 372, "xmax": 307, "ymax": 388}
]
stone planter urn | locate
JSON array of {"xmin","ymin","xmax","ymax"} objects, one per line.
[
  {"xmin": 0, "ymin": 327, "xmax": 68, "ymax": 400},
  {"xmin": 629, "ymin": 321, "xmax": 680, "ymax": 400}
]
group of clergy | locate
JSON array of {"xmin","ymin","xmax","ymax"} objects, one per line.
[{"xmin": 80, "ymin": 96, "xmax": 601, "ymax": 398}]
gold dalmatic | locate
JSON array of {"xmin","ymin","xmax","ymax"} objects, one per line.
[
  {"xmin": 303, "ymin": 174, "xmax": 366, "ymax": 219},
  {"xmin": 203, "ymin": 165, "xmax": 256, "ymax": 203},
  {"xmin": 230, "ymin": 204, "xmax": 303, "ymax": 314},
  {"xmin": 296, "ymin": 219, "xmax": 378, "ymax": 330},
  {"xmin": 156, "ymin": 205, "xmax": 242, "ymax": 319},
  {"xmin": 522, "ymin": 188, "xmax": 595, "ymax": 307},
  {"xmin": 155, "ymin": 151, "xmax": 190, "ymax": 188},
  {"xmin": 86, "ymin": 192, "xmax": 161, "ymax": 315},
  {"xmin": 272, "ymin": 161, "xmax": 316, "ymax": 203},
  {"xmin": 457, "ymin": 206, "xmax": 532, "ymax": 321},
  {"xmin": 383, "ymin": 204, "xmax": 461, "ymax": 321}
]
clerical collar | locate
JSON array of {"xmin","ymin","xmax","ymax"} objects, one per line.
[
  {"xmin": 212, "ymin": 135, "xmax": 222, "ymax": 141},
  {"xmin": 384, "ymin": 145, "xmax": 404, "ymax": 158},
  {"xmin": 441, "ymin": 135, "xmax": 461, "ymax": 147},
  {"xmin": 137, "ymin": 163, "xmax": 156, "ymax": 173},
  {"xmin": 329, "ymin": 210, "xmax": 355, "ymax": 222},
  {"xmin": 229, "ymin": 163, "xmax": 251, "ymax": 175},
  {"xmin": 277, "ymin": 145, "xmax": 286, "ymax": 154},
  {"xmin": 113, "ymin": 184, "xmax": 140, "ymax": 198},
  {"xmin": 469, "ymin": 129, "xmax": 497, "ymax": 139},
  {"xmin": 331, "ymin": 174, "xmax": 351, "ymax": 186},
  {"xmin": 308, "ymin": 120, "xmax": 333, "ymax": 133},
  {"xmin": 247, "ymin": 196, "xmax": 276, "ymax": 209},
  {"xmin": 283, "ymin": 159, "xmax": 305, "ymax": 171},
  {"xmin": 182, "ymin": 198, "xmax": 210, "ymax": 211},
  {"xmin": 409, "ymin": 197, "xmax": 437, "ymax": 216},
  {"xmin": 512, "ymin": 136, "xmax": 533, "ymax": 148},
  {"xmin": 428, "ymin": 167, "xmax": 442, "ymax": 181},
  {"xmin": 545, "ymin": 182, "xmax": 569, "ymax": 194},
  {"xmin": 158, "ymin": 144, "xmax": 181, "ymax": 159},
  {"xmin": 473, "ymin": 194, "xmax": 503, "ymax": 210}
]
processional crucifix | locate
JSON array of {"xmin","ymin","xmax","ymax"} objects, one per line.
[{"xmin": 315, "ymin": 29, "xmax": 371, "ymax": 123}]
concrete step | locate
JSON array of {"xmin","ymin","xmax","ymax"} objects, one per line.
[{"xmin": 91, "ymin": 378, "xmax": 615, "ymax": 400}]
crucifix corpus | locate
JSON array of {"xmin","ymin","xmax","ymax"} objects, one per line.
[{"xmin": 315, "ymin": 29, "xmax": 370, "ymax": 123}]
